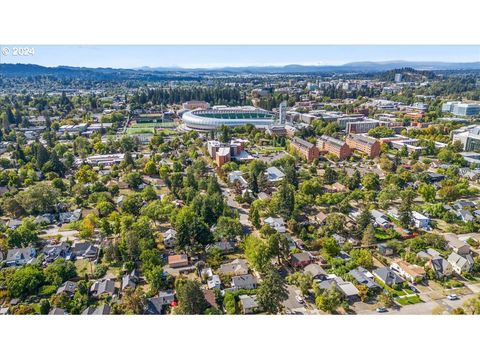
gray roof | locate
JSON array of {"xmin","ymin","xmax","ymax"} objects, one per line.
[
  {"xmin": 448, "ymin": 252, "xmax": 474, "ymax": 269},
  {"xmin": 373, "ymin": 267, "xmax": 405, "ymax": 286},
  {"xmin": 239, "ymin": 294, "xmax": 258, "ymax": 310},
  {"xmin": 431, "ymin": 257, "xmax": 450, "ymax": 276},
  {"xmin": 349, "ymin": 267, "xmax": 379, "ymax": 289},
  {"xmin": 91, "ymin": 278, "xmax": 116, "ymax": 297},
  {"xmin": 5, "ymin": 247, "xmax": 36, "ymax": 265},
  {"xmin": 49, "ymin": 308, "xmax": 66, "ymax": 315},
  {"xmin": 304, "ymin": 263, "xmax": 327, "ymax": 278},
  {"xmin": 82, "ymin": 304, "xmax": 111, "ymax": 315},
  {"xmin": 231, "ymin": 274, "xmax": 257, "ymax": 289},
  {"xmin": 57, "ymin": 281, "xmax": 77, "ymax": 295}
]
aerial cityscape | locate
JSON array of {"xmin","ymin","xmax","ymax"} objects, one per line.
[{"xmin": 2, "ymin": 45, "xmax": 480, "ymax": 315}]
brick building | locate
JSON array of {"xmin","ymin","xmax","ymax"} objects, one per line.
[
  {"xmin": 346, "ymin": 134, "xmax": 381, "ymax": 158},
  {"xmin": 316, "ymin": 135, "xmax": 352, "ymax": 160},
  {"xmin": 290, "ymin": 137, "xmax": 319, "ymax": 162}
]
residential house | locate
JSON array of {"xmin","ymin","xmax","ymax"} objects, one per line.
[
  {"xmin": 390, "ymin": 260, "xmax": 426, "ymax": 283},
  {"xmin": 373, "ymin": 267, "xmax": 405, "ymax": 287},
  {"xmin": 377, "ymin": 244, "xmax": 394, "ymax": 256},
  {"xmin": 218, "ymin": 259, "xmax": 249, "ymax": 276},
  {"xmin": 264, "ymin": 167, "xmax": 285, "ymax": 183},
  {"xmin": 334, "ymin": 278, "xmax": 360, "ymax": 302},
  {"xmin": 56, "ymin": 281, "xmax": 77, "ymax": 296},
  {"xmin": 82, "ymin": 304, "xmax": 111, "ymax": 315},
  {"xmin": 264, "ymin": 217, "xmax": 286, "ymax": 233},
  {"xmin": 429, "ymin": 256, "xmax": 453, "ymax": 279},
  {"xmin": 456, "ymin": 210, "xmax": 475, "ymax": 222},
  {"xmin": 144, "ymin": 291, "xmax": 175, "ymax": 315},
  {"xmin": 412, "ymin": 211, "xmax": 431, "ymax": 230},
  {"xmin": 163, "ymin": 229, "xmax": 177, "ymax": 248},
  {"xmin": 304, "ymin": 263, "xmax": 327, "ymax": 280},
  {"xmin": 447, "ymin": 237, "xmax": 472, "ymax": 256},
  {"xmin": 325, "ymin": 182, "xmax": 348, "ymax": 193},
  {"xmin": 5, "ymin": 247, "xmax": 37, "ymax": 267},
  {"xmin": 34, "ymin": 213, "xmax": 55, "ymax": 225},
  {"xmin": 59, "ymin": 209, "xmax": 82, "ymax": 224},
  {"xmin": 448, "ymin": 252, "xmax": 474, "ymax": 274},
  {"xmin": 207, "ymin": 275, "xmax": 222, "ymax": 290},
  {"xmin": 332, "ymin": 234, "xmax": 346, "ymax": 245},
  {"xmin": 239, "ymin": 294, "xmax": 259, "ymax": 314},
  {"xmin": 315, "ymin": 211, "xmax": 328, "ymax": 225},
  {"xmin": 71, "ymin": 242, "xmax": 98, "ymax": 260},
  {"xmin": 371, "ymin": 210, "xmax": 391, "ymax": 228},
  {"xmin": 168, "ymin": 254, "xmax": 189, "ymax": 268},
  {"xmin": 122, "ymin": 269, "xmax": 140, "ymax": 290},
  {"xmin": 349, "ymin": 267, "xmax": 380, "ymax": 290},
  {"xmin": 317, "ymin": 276, "xmax": 359, "ymax": 302},
  {"xmin": 42, "ymin": 242, "xmax": 71, "ymax": 264},
  {"xmin": 231, "ymin": 274, "xmax": 258, "ymax": 290},
  {"xmin": 228, "ymin": 171, "xmax": 248, "ymax": 187},
  {"xmin": 90, "ymin": 278, "xmax": 116, "ymax": 298},
  {"xmin": 290, "ymin": 252, "xmax": 313, "ymax": 268},
  {"xmin": 49, "ymin": 308, "xmax": 66, "ymax": 315}
]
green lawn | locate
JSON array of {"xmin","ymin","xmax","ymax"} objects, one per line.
[
  {"xmin": 396, "ymin": 294, "xmax": 422, "ymax": 305},
  {"xmin": 374, "ymin": 228, "xmax": 401, "ymax": 241}
]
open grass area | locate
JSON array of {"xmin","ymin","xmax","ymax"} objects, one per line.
[
  {"xmin": 75, "ymin": 259, "xmax": 95, "ymax": 277},
  {"xmin": 374, "ymin": 228, "xmax": 399, "ymax": 241},
  {"xmin": 126, "ymin": 127, "xmax": 154, "ymax": 134},
  {"xmin": 375, "ymin": 278, "xmax": 414, "ymax": 297},
  {"xmin": 131, "ymin": 121, "xmax": 176, "ymax": 128},
  {"xmin": 396, "ymin": 294, "xmax": 422, "ymax": 305}
]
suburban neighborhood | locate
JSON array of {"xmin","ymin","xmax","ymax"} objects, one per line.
[{"xmin": 1, "ymin": 54, "xmax": 480, "ymax": 316}]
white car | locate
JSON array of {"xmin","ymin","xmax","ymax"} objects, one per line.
[
  {"xmin": 447, "ymin": 294, "xmax": 459, "ymax": 300},
  {"xmin": 295, "ymin": 295, "xmax": 304, "ymax": 304}
]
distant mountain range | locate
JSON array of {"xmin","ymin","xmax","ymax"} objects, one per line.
[
  {"xmin": 136, "ymin": 61, "xmax": 480, "ymax": 73},
  {"xmin": 1, "ymin": 61, "xmax": 480, "ymax": 78}
]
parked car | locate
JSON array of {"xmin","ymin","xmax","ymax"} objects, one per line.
[
  {"xmin": 295, "ymin": 295, "xmax": 304, "ymax": 304},
  {"xmin": 447, "ymin": 294, "xmax": 459, "ymax": 300},
  {"xmin": 376, "ymin": 307, "xmax": 388, "ymax": 313}
]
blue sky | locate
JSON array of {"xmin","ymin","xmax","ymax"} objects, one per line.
[{"xmin": 1, "ymin": 45, "xmax": 479, "ymax": 68}]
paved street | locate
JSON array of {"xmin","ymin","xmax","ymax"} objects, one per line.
[{"xmin": 355, "ymin": 293, "xmax": 478, "ymax": 315}]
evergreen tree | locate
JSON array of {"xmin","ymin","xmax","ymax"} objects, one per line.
[
  {"xmin": 249, "ymin": 206, "xmax": 261, "ymax": 229},
  {"xmin": 362, "ymin": 223, "xmax": 376, "ymax": 247},
  {"xmin": 248, "ymin": 171, "xmax": 259, "ymax": 194},
  {"xmin": 284, "ymin": 162, "xmax": 298, "ymax": 189},
  {"xmin": 275, "ymin": 178, "xmax": 295, "ymax": 219},
  {"xmin": 36, "ymin": 143, "xmax": 50, "ymax": 170},
  {"xmin": 323, "ymin": 167, "xmax": 337, "ymax": 184},
  {"xmin": 399, "ymin": 189, "xmax": 415, "ymax": 228},
  {"xmin": 256, "ymin": 265, "xmax": 288, "ymax": 314}
]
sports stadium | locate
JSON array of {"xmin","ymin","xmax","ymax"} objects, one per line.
[{"xmin": 182, "ymin": 106, "xmax": 276, "ymax": 131}]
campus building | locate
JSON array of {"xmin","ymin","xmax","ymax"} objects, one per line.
[
  {"xmin": 442, "ymin": 101, "xmax": 480, "ymax": 117},
  {"xmin": 345, "ymin": 134, "xmax": 381, "ymax": 158},
  {"xmin": 452, "ymin": 125, "xmax": 480, "ymax": 151},
  {"xmin": 290, "ymin": 137, "xmax": 319, "ymax": 162},
  {"xmin": 346, "ymin": 119, "xmax": 388, "ymax": 134},
  {"xmin": 316, "ymin": 135, "xmax": 352, "ymax": 160}
]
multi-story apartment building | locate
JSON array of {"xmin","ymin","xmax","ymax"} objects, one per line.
[
  {"xmin": 316, "ymin": 135, "xmax": 352, "ymax": 160},
  {"xmin": 345, "ymin": 134, "xmax": 381, "ymax": 158},
  {"xmin": 290, "ymin": 137, "xmax": 319, "ymax": 162}
]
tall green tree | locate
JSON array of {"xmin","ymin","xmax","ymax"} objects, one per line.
[
  {"xmin": 256, "ymin": 265, "xmax": 288, "ymax": 314},
  {"xmin": 174, "ymin": 279, "xmax": 208, "ymax": 315}
]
